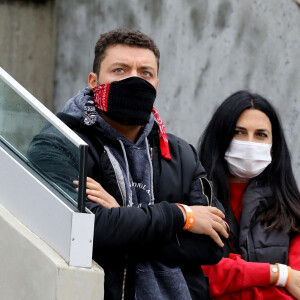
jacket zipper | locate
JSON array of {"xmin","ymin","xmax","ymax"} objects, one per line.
[
  {"xmin": 121, "ymin": 256, "xmax": 128, "ymax": 300},
  {"xmin": 150, "ymin": 146, "xmax": 153, "ymax": 160},
  {"xmin": 199, "ymin": 177, "xmax": 213, "ymax": 206}
]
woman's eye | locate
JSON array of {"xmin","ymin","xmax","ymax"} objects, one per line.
[
  {"xmin": 234, "ymin": 130, "xmax": 243, "ymax": 135},
  {"xmin": 257, "ymin": 132, "xmax": 268, "ymax": 138}
]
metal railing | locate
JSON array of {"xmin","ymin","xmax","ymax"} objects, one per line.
[{"xmin": 0, "ymin": 67, "xmax": 88, "ymax": 212}]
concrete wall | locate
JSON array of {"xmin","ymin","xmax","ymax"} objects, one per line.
[
  {"xmin": 54, "ymin": 0, "xmax": 300, "ymax": 182},
  {"xmin": 0, "ymin": 204, "xmax": 104, "ymax": 300},
  {"xmin": 0, "ymin": 0, "xmax": 56, "ymax": 110}
]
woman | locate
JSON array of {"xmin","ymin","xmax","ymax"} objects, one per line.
[{"xmin": 199, "ymin": 90, "xmax": 300, "ymax": 299}]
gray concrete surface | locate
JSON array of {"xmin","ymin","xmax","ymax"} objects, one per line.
[
  {"xmin": 0, "ymin": 204, "xmax": 104, "ymax": 300},
  {"xmin": 54, "ymin": 0, "xmax": 300, "ymax": 182},
  {"xmin": 0, "ymin": 0, "xmax": 56, "ymax": 110}
]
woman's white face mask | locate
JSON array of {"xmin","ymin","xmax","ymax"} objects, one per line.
[{"xmin": 224, "ymin": 140, "xmax": 272, "ymax": 179}]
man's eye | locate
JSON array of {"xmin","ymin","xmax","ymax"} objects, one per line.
[
  {"xmin": 141, "ymin": 71, "xmax": 151, "ymax": 77},
  {"xmin": 114, "ymin": 68, "xmax": 125, "ymax": 73}
]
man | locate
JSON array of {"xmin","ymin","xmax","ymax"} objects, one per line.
[{"xmin": 28, "ymin": 29, "xmax": 228, "ymax": 299}]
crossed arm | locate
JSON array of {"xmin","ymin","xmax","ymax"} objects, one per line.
[{"xmin": 74, "ymin": 176, "xmax": 229, "ymax": 248}]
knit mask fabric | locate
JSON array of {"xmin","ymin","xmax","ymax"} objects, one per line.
[
  {"xmin": 93, "ymin": 76, "xmax": 156, "ymax": 126},
  {"xmin": 86, "ymin": 76, "xmax": 171, "ymax": 160}
]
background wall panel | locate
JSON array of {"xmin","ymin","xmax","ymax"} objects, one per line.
[{"xmin": 0, "ymin": 0, "xmax": 56, "ymax": 110}]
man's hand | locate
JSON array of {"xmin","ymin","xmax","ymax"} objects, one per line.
[
  {"xmin": 74, "ymin": 177, "xmax": 120, "ymax": 208},
  {"xmin": 286, "ymin": 268, "xmax": 300, "ymax": 299},
  {"xmin": 177, "ymin": 205, "xmax": 228, "ymax": 247}
]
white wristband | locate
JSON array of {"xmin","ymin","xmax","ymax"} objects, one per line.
[{"xmin": 275, "ymin": 263, "xmax": 289, "ymax": 287}]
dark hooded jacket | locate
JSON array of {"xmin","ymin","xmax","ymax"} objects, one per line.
[{"xmin": 28, "ymin": 88, "xmax": 225, "ymax": 300}]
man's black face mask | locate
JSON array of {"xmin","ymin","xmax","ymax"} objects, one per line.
[{"xmin": 93, "ymin": 76, "xmax": 157, "ymax": 126}]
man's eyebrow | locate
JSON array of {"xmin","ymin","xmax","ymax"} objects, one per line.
[
  {"xmin": 140, "ymin": 65, "xmax": 155, "ymax": 71},
  {"xmin": 109, "ymin": 62, "xmax": 130, "ymax": 68},
  {"xmin": 109, "ymin": 62, "xmax": 157, "ymax": 74}
]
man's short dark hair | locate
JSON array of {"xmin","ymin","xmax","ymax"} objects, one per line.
[{"xmin": 93, "ymin": 29, "xmax": 160, "ymax": 76}]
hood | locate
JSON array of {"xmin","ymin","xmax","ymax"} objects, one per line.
[{"xmin": 62, "ymin": 87, "xmax": 93, "ymax": 121}]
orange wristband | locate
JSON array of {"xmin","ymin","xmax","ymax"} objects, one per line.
[{"xmin": 176, "ymin": 204, "xmax": 195, "ymax": 230}]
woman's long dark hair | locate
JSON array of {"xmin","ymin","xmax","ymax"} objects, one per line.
[{"xmin": 198, "ymin": 90, "xmax": 300, "ymax": 232}]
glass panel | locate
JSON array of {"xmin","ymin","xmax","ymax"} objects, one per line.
[{"xmin": 0, "ymin": 74, "xmax": 87, "ymax": 211}]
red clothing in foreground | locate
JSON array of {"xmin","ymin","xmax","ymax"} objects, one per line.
[
  {"xmin": 203, "ymin": 235, "xmax": 300, "ymax": 299},
  {"xmin": 202, "ymin": 182, "xmax": 300, "ymax": 299}
]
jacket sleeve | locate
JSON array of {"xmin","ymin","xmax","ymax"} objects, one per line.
[
  {"xmin": 89, "ymin": 201, "xmax": 185, "ymax": 249},
  {"xmin": 202, "ymin": 234, "xmax": 300, "ymax": 298},
  {"xmin": 288, "ymin": 234, "xmax": 300, "ymax": 270},
  {"xmin": 27, "ymin": 126, "xmax": 81, "ymax": 201},
  {"xmin": 202, "ymin": 256, "xmax": 270, "ymax": 296}
]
